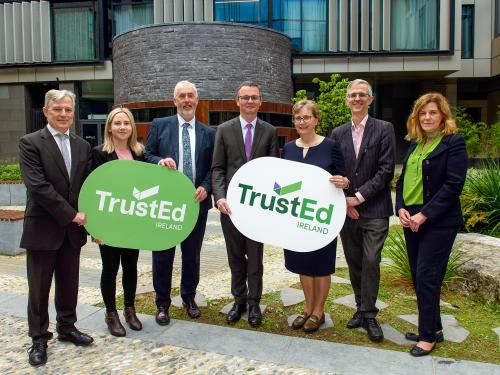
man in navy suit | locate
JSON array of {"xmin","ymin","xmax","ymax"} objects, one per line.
[
  {"xmin": 145, "ymin": 81, "xmax": 215, "ymax": 324},
  {"xmin": 331, "ymin": 79, "xmax": 395, "ymax": 343}
]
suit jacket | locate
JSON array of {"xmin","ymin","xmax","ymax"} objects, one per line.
[
  {"xmin": 211, "ymin": 117, "xmax": 279, "ymax": 201},
  {"xmin": 19, "ymin": 126, "xmax": 91, "ymax": 250},
  {"xmin": 395, "ymin": 134, "xmax": 467, "ymax": 227},
  {"xmin": 331, "ymin": 116, "xmax": 395, "ymax": 219},
  {"xmin": 144, "ymin": 115, "xmax": 215, "ymax": 212}
]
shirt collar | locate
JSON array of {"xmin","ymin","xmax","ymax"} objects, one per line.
[
  {"xmin": 239, "ymin": 116, "xmax": 257, "ymax": 130},
  {"xmin": 178, "ymin": 114, "xmax": 195, "ymax": 128},
  {"xmin": 351, "ymin": 114, "xmax": 369, "ymax": 131},
  {"xmin": 47, "ymin": 124, "xmax": 70, "ymax": 136}
]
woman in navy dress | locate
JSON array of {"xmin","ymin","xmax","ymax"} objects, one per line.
[{"xmin": 283, "ymin": 100, "xmax": 348, "ymax": 332}]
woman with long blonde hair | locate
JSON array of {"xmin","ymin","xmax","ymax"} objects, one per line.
[{"xmin": 88, "ymin": 107, "xmax": 144, "ymax": 337}]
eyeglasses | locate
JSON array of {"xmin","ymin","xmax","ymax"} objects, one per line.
[
  {"xmin": 293, "ymin": 115, "xmax": 313, "ymax": 123},
  {"xmin": 346, "ymin": 92, "xmax": 370, "ymax": 99},
  {"xmin": 238, "ymin": 95, "xmax": 261, "ymax": 102}
]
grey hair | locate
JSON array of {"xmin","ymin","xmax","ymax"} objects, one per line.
[
  {"xmin": 173, "ymin": 80, "xmax": 198, "ymax": 99},
  {"xmin": 44, "ymin": 89, "xmax": 76, "ymax": 108},
  {"xmin": 347, "ymin": 79, "xmax": 373, "ymax": 97}
]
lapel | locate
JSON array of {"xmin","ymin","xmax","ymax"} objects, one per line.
[
  {"xmin": 194, "ymin": 121, "xmax": 204, "ymax": 166},
  {"xmin": 426, "ymin": 135, "xmax": 451, "ymax": 160},
  {"xmin": 231, "ymin": 118, "xmax": 246, "ymax": 160},
  {"xmin": 170, "ymin": 117, "xmax": 180, "ymax": 163},
  {"xmin": 341, "ymin": 122, "xmax": 356, "ymax": 167},
  {"xmin": 251, "ymin": 119, "xmax": 264, "ymax": 160},
  {"xmin": 41, "ymin": 127, "xmax": 70, "ymax": 181},
  {"xmin": 354, "ymin": 116, "xmax": 373, "ymax": 171}
]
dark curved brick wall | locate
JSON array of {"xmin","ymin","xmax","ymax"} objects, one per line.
[{"xmin": 113, "ymin": 23, "xmax": 293, "ymax": 104}]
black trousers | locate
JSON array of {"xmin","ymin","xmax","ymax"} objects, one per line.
[
  {"xmin": 27, "ymin": 236, "xmax": 81, "ymax": 343},
  {"xmin": 99, "ymin": 245, "xmax": 139, "ymax": 312},
  {"xmin": 152, "ymin": 210, "xmax": 208, "ymax": 308},
  {"xmin": 340, "ymin": 217, "xmax": 389, "ymax": 318},
  {"xmin": 404, "ymin": 222, "xmax": 458, "ymax": 343},
  {"xmin": 220, "ymin": 213, "xmax": 263, "ymax": 306}
]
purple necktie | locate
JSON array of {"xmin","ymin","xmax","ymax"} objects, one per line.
[{"xmin": 245, "ymin": 123, "xmax": 253, "ymax": 160}]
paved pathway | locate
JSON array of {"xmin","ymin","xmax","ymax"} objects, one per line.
[{"xmin": 0, "ymin": 209, "xmax": 499, "ymax": 374}]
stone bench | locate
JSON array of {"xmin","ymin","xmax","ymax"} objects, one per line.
[
  {"xmin": 0, "ymin": 209, "xmax": 24, "ymax": 255},
  {"xmin": 456, "ymin": 233, "xmax": 500, "ymax": 302},
  {"xmin": 0, "ymin": 182, "xmax": 26, "ymax": 206}
]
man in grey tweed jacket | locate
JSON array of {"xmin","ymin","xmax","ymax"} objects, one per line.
[{"xmin": 331, "ymin": 79, "xmax": 395, "ymax": 343}]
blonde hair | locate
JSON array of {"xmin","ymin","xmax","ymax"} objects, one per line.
[
  {"xmin": 103, "ymin": 107, "xmax": 144, "ymax": 155},
  {"xmin": 406, "ymin": 92, "xmax": 457, "ymax": 141},
  {"xmin": 292, "ymin": 99, "xmax": 320, "ymax": 120}
]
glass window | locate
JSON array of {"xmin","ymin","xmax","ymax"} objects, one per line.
[
  {"xmin": 53, "ymin": 5, "xmax": 95, "ymax": 61},
  {"xmin": 215, "ymin": 0, "xmax": 269, "ymax": 28},
  {"xmin": 391, "ymin": 0, "xmax": 438, "ymax": 50},
  {"xmin": 272, "ymin": 0, "xmax": 327, "ymax": 52},
  {"xmin": 496, "ymin": 0, "xmax": 500, "ymax": 37},
  {"xmin": 112, "ymin": 1, "xmax": 154, "ymax": 36},
  {"xmin": 462, "ymin": 5, "xmax": 474, "ymax": 59}
]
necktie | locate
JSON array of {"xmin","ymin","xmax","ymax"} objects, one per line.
[
  {"xmin": 56, "ymin": 133, "xmax": 71, "ymax": 176},
  {"xmin": 182, "ymin": 123, "xmax": 194, "ymax": 183},
  {"xmin": 245, "ymin": 123, "xmax": 253, "ymax": 160}
]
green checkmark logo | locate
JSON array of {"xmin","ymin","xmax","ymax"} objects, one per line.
[{"xmin": 273, "ymin": 181, "xmax": 302, "ymax": 196}]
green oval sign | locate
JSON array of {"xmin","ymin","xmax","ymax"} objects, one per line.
[{"xmin": 78, "ymin": 160, "xmax": 199, "ymax": 251}]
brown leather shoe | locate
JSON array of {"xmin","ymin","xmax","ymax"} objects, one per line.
[
  {"xmin": 183, "ymin": 300, "xmax": 201, "ymax": 319},
  {"xmin": 302, "ymin": 314, "xmax": 325, "ymax": 333},
  {"xmin": 155, "ymin": 306, "xmax": 170, "ymax": 326},
  {"xmin": 124, "ymin": 306, "xmax": 142, "ymax": 331},
  {"xmin": 105, "ymin": 311, "xmax": 126, "ymax": 337},
  {"xmin": 291, "ymin": 313, "xmax": 310, "ymax": 329}
]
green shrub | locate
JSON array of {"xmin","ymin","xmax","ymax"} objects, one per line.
[
  {"xmin": 0, "ymin": 163, "xmax": 22, "ymax": 181},
  {"xmin": 383, "ymin": 230, "xmax": 471, "ymax": 286},
  {"xmin": 461, "ymin": 161, "xmax": 500, "ymax": 237},
  {"xmin": 454, "ymin": 107, "xmax": 499, "ymax": 158}
]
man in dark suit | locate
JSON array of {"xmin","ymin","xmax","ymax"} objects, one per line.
[
  {"xmin": 145, "ymin": 81, "xmax": 215, "ymax": 324},
  {"xmin": 19, "ymin": 89, "xmax": 93, "ymax": 367},
  {"xmin": 331, "ymin": 79, "xmax": 395, "ymax": 342},
  {"xmin": 211, "ymin": 81, "xmax": 279, "ymax": 327}
]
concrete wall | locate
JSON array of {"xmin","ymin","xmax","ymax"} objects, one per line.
[
  {"xmin": 113, "ymin": 23, "xmax": 293, "ymax": 104},
  {"xmin": 0, "ymin": 85, "xmax": 26, "ymax": 162}
]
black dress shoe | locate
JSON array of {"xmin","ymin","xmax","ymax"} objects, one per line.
[
  {"xmin": 28, "ymin": 342, "xmax": 47, "ymax": 367},
  {"xmin": 405, "ymin": 331, "xmax": 444, "ymax": 343},
  {"xmin": 183, "ymin": 300, "xmax": 201, "ymax": 319},
  {"xmin": 362, "ymin": 317, "xmax": 384, "ymax": 342},
  {"xmin": 58, "ymin": 330, "xmax": 94, "ymax": 346},
  {"xmin": 346, "ymin": 312, "xmax": 363, "ymax": 329},
  {"xmin": 248, "ymin": 305, "xmax": 262, "ymax": 327},
  {"xmin": 410, "ymin": 343, "xmax": 435, "ymax": 357},
  {"xmin": 155, "ymin": 306, "xmax": 170, "ymax": 326},
  {"xmin": 226, "ymin": 303, "xmax": 247, "ymax": 324}
]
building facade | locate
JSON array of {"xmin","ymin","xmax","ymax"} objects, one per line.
[{"xmin": 0, "ymin": 0, "xmax": 499, "ymax": 161}]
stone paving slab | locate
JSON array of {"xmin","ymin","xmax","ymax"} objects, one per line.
[
  {"xmin": 397, "ymin": 314, "xmax": 470, "ymax": 343},
  {"xmin": 358, "ymin": 324, "xmax": 414, "ymax": 346},
  {"xmin": 331, "ymin": 276, "xmax": 351, "ymax": 284},
  {"xmin": 171, "ymin": 293, "xmax": 208, "ymax": 308},
  {"xmin": 219, "ymin": 302, "xmax": 268, "ymax": 322},
  {"xmin": 333, "ymin": 293, "xmax": 389, "ymax": 310},
  {"xmin": 287, "ymin": 313, "xmax": 334, "ymax": 330},
  {"xmin": 280, "ymin": 287, "xmax": 305, "ymax": 306},
  {"xmin": 493, "ymin": 327, "xmax": 500, "ymax": 346}
]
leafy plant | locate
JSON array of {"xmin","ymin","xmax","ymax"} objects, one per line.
[
  {"xmin": 0, "ymin": 163, "xmax": 22, "ymax": 181},
  {"xmin": 383, "ymin": 230, "xmax": 471, "ymax": 285},
  {"xmin": 460, "ymin": 160, "xmax": 500, "ymax": 237},
  {"xmin": 454, "ymin": 107, "xmax": 487, "ymax": 157},
  {"xmin": 292, "ymin": 74, "xmax": 351, "ymax": 136}
]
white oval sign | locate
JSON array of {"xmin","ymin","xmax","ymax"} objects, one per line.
[{"xmin": 226, "ymin": 157, "xmax": 346, "ymax": 252}]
